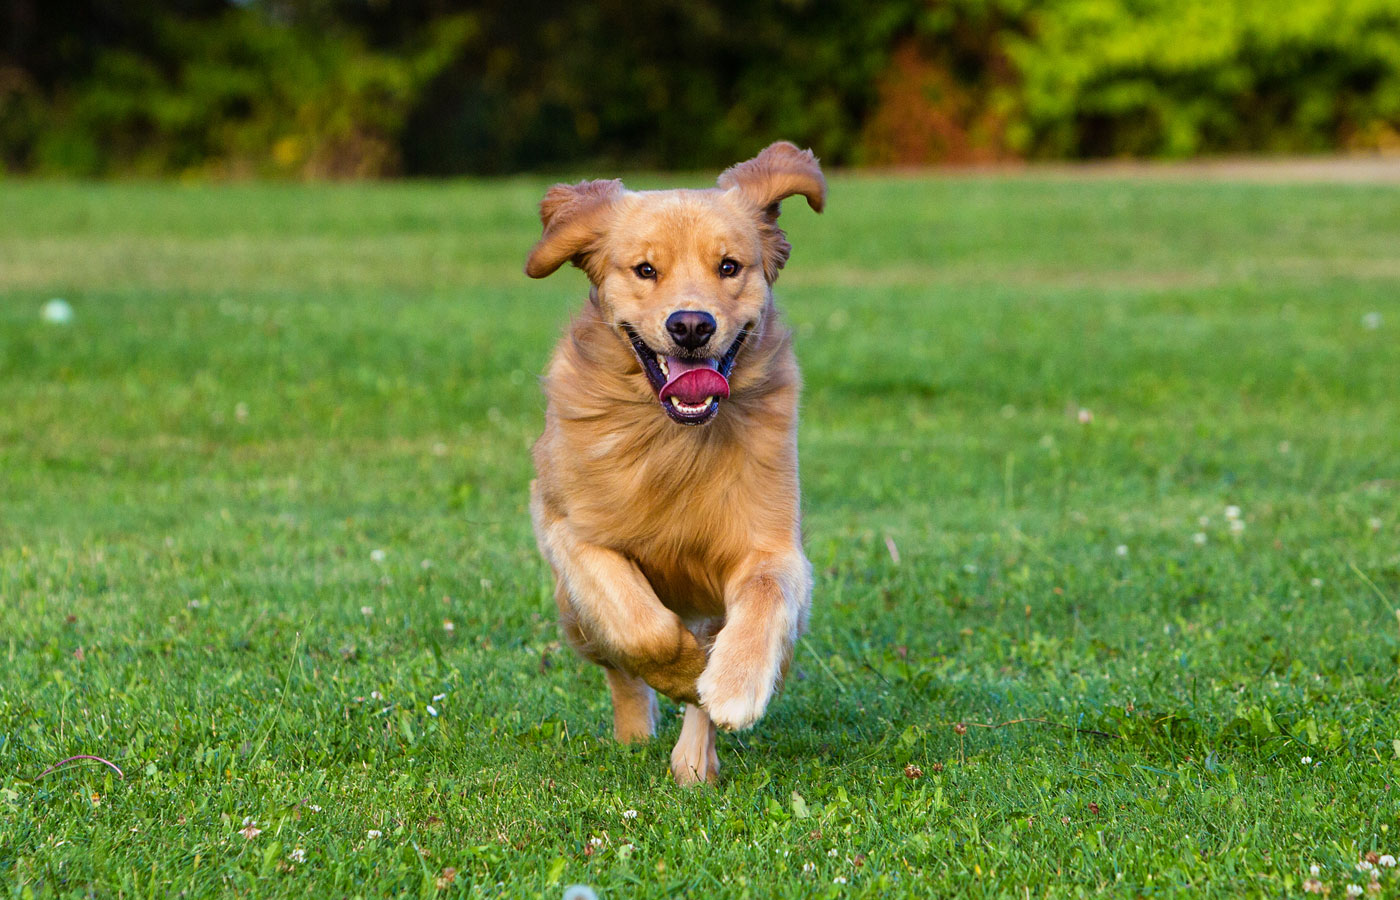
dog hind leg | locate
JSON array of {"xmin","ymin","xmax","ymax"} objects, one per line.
[
  {"xmin": 669, "ymin": 703, "xmax": 719, "ymax": 786},
  {"xmin": 605, "ymin": 667, "xmax": 659, "ymax": 743}
]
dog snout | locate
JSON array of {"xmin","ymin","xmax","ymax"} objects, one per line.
[{"xmin": 665, "ymin": 310, "xmax": 716, "ymax": 350}]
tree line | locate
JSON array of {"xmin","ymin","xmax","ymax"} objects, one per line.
[{"xmin": 3, "ymin": 0, "xmax": 1398, "ymax": 177}]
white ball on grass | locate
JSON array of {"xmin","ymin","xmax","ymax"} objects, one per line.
[{"xmin": 41, "ymin": 298, "xmax": 73, "ymax": 325}]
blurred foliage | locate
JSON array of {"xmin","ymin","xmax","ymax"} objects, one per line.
[
  {"xmin": 1, "ymin": 2, "xmax": 473, "ymax": 176},
  {"xmin": 2, "ymin": 0, "xmax": 1399, "ymax": 176},
  {"xmin": 1010, "ymin": 0, "xmax": 1400, "ymax": 157}
]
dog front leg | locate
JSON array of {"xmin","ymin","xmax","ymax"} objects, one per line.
[
  {"xmin": 538, "ymin": 515, "xmax": 708, "ymax": 704},
  {"xmin": 697, "ymin": 550, "xmax": 812, "ymax": 732}
]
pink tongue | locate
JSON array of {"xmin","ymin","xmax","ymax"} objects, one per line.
[{"xmin": 659, "ymin": 357, "xmax": 730, "ymax": 404}]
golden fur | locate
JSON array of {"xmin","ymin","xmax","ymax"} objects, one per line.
[{"xmin": 525, "ymin": 142, "xmax": 825, "ymax": 784}]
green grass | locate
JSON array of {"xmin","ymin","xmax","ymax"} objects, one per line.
[{"xmin": 2, "ymin": 171, "xmax": 1399, "ymax": 898}]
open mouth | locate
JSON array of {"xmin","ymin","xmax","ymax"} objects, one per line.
[{"xmin": 622, "ymin": 325, "xmax": 748, "ymax": 425}]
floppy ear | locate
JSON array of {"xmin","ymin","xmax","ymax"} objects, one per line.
[
  {"xmin": 525, "ymin": 179, "xmax": 626, "ymax": 280},
  {"xmin": 717, "ymin": 141, "xmax": 826, "ymax": 281}
]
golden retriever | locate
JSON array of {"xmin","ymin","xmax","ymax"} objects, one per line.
[{"xmin": 525, "ymin": 142, "xmax": 825, "ymax": 784}]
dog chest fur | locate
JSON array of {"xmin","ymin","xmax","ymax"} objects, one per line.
[{"xmin": 532, "ymin": 304, "xmax": 803, "ymax": 619}]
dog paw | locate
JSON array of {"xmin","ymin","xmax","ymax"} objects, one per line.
[
  {"xmin": 697, "ymin": 666, "xmax": 773, "ymax": 732},
  {"xmin": 670, "ymin": 704, "xmax": 719, "ymax": 786},
  {"xmin": 669, "ymin": 743, "xmax": 719, "ymax": 786},
  {"xmin": 613, "ymin": 721, "xmax": 654, "ymax": 744}
]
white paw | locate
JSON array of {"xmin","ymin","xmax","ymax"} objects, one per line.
[
  {"xmin": 669, "ymin": 741, "xmax": 719, "ymax": 786},
  {"xmin": 697, "ymin": 665, "xmax": 774, "ymax": 732},
  {"xmin": 670, "ymin": 704, "xmax": 720, "ymax": 786}
]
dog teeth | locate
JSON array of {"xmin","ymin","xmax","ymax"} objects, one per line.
[
  {"xmin": 668, "ymin": 396, "xmax": 714, "ymax": 413},
  {"xmin": 658, "ymin": 358, "xmax": 669, "ymax": 377}
]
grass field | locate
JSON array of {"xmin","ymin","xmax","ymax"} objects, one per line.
[{"xmin": 2, "ymin": 170, "xmax": 1400, "ymax": 899}]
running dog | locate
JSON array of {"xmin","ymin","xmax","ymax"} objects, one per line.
[{"xmin": 525, "ymin": 142, "xmax": 825, "ymax": 784}]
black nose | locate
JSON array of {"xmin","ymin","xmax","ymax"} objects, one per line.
[{"xmin": 665, "ymin": 310, "xmax": 716, "ymax": 350}]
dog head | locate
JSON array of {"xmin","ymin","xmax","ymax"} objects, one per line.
[{"xmin": 525, "ymin": 142, "xmax": 825, "ymax": 425}]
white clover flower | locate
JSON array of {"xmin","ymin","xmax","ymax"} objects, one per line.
[
  {"xmin": 1077, "ymin": 408, "xmax": 1093, "ymax": 424},
  {"xmin": 802, "ymin": 862, "xmax": 816, "ymax": 873},
  {"xmin": 426, "ymin": 705, "xmax": 438, "ymax": 717},
  {"xmin": 307, "ymin": 805, "xmax": 322, "ymax": 812},
  {"xmin": 421, "ymin": 559, "xmax": 433, "ymax": 570},
  {"xmin": 360, "ymin": 606, "xmax": 373, "ymax": 616},
  {"xmin": 1193, "ymin": 532, "xmax": 1208, "ymax": 546},
  {"xmin": 1225, "ymin": 505, "xmax": 1241, "ymax": 520},
  {"xmin": 833, "ymin": 876, "xmax": 848, "ymax": 884},
  {"xmin": 370, "ymin": 549, "xmax": 386, "ymax": 563},
  {"xmin": 1229, "ymin": 519, "xmax": 1246, "ymax": 535},
  {"xmin": 1358, "ymin": 861, "xmax": 1375, "ymax": 873},
  {"xmin": 588, "ymin": 837, "xmax": 604, "ymax": 848},
  {"xmin": 288, "ymin": 848, "xmax": 306, "ymax": 863},
  {"xmin": 622, "ymin": 809, "xmax": 637, "ymax": 820},
  {"xmin": 1301, "ymin": 756, "xmax": 1313, "ymax": 765},
  {"xmin": 1379, "ymin": 855, "xmax": 1396, "ymax": 867},
  {"xmin": 442, "ymin": 620, "xmax": 455, "ymax": 633},
  {"xmin": 370, "ymin": 690, "xmax": 382, "ymax": 700},
  {"xmin": 1312, "ymin": 864, "xmax": 1322, "ymax": 876},
  {"xmin": 1115, "ymin": 545, "xmax": 1129, "ymax": 558},
  {"xmin": 1347, "ymin": 884, "xmax": 1363, "ymax": 897},
  {"xmin": 367, "ymin": 830, "xmax": 383, "ymax": 840},
  {"xmin": 1369, "ymin": 517, "xmax": 1383, "ymax": 533},
  {"xmin": 828, "ymin": 848, "xmax": 839, "ymax": 857},
  {"xmin": 1198, "ymin": 516, "xmax": 1211, "ymax": 527},
  {"xmin": 1311, "ymin": 578, "xmax": 1324, "ymax": 587}
]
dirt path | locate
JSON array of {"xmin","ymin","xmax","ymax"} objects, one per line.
[{"xmin": 865, "ymin": 155, "xmax": 1400, "ymax": 183}]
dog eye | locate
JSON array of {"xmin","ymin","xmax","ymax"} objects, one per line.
[
  {"xmin": 718, "ymin": 258, "xmax": 741, "ymax": 278},
  {"xmin": 634, "ymin": 262, "xmax": 657, "ymax": 280}
]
